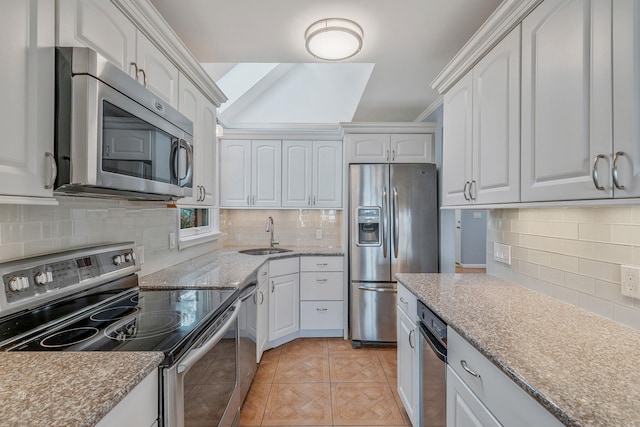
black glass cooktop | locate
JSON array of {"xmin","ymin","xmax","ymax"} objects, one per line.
[{"xmin": 1, "ymin": 286, "xmax": 239, "ymax": 367}]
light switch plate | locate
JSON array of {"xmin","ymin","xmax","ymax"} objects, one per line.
[
  {"xmin": 316, "ymin": 229, "xmax": 323, "ymax": 240},
  {"xmin": 493, "ymin": 243, "xmax": 511, "ymax": 265}
]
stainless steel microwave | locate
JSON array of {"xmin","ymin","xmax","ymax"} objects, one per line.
[{"xmin": 55, "ymin": 47, "xmax": 193, "ymax": 201}]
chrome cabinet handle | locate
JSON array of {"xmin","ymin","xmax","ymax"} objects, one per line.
[
  {"xmin": 392, "ymin": 150, "xmax": 396, "ymax": 161},
  {"xmin": 461, "ymin": 360, "xmax": 481, "ymax": 378},
  {"xmin": 308, "ymin": 196, "xmax": 311, "ymax": 206},
  {"xmin": 386, "ymin": 150, "xmax": 390, "ymax": 161},
  {"xmin": 259, "ymin": 291, "xmax": 264, "ymax": 305},
  {"xmin": 399, "ymin": 296, "xmax": 408, "ymax": 306},
  {"xmin": 316, "ymin": 308, "xmax": 328, "ymax": 312},
  {"xmin": 592, "ymin": 154, "xmax": 606, "ymax": 190},
  {"xmin": 138, "ymin": 68, "xmax": 147, "ymax": 86},
  {"xmin": 246, "ymin": 195, "xmax": 250, "ymax": 206},
  {"xmin": 44, "ymin": 152, "xmax": 57, "ymax": 190},
  {"xmin": 129, "ymin": 62, "xmax": 139, "ymax": 79},
  {"xmin": 613, "ymin": 151, "xmax": 625, "ymax": 190},
  {"xmin": 463, "ymin": 181, "xmax": 470, "ymax": 201},
  {"xmin": 316, "ymin": 263, "xmax": 328, "ymax": 267},
  {"xmin": 409, "ymin": 329, "xmax": 415, "ymax": 349},
  {"xmin": 382, "ymin": 186, "xmax": 388, "ymax": 259},
  {"xmin": 469, "ymin": 180, "xmax": 476, "ymax": 201},
  {"xmin": 261, "ymin": 271, "xmax": 268, "ymax": 277},
  {"xmin": 253, "ymin": 195, "xmax": 256, "ymax": 205},
  {"xmin": 271, "ymin": 281, "xmax": 275, "ymax": 293},
  {"xmin": 316, "ymin": 278, "xmax": 328, "ymax": 283},
  {"xmin": 201, "ymin": 186, "xmax": 206, "ymax": 201},
  {"xmin": 393, "ymin": 187, "xmax": 399, "ymax": 259},
  {"xmin": 313, "ymin": 196, "xmax": 316, "ymax": 206}
]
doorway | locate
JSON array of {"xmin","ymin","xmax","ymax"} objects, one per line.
[{"xmin": 454, "ymin": 209, "xmax": 487, "ymax": 273}]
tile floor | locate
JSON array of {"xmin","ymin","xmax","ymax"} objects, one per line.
[{"xmin": 239, "ymin": 338, "xmax": 411, "ymax": 426}]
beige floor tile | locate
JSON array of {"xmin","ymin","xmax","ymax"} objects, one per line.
[
  {"xmin": 329, "ymin": 353, "xmax": 388, "ymax": 382},
  {"xmin": 262, "ymin": 346, "xmax": 283, "ymax": 361},
  {"xmin": 281, "ymin": 338, "xmax": 329, "ymax": 355},
  {"xmin": 240, "ymin": 383, "xmax": 272, "ymax": 426},
  {"xmin": 378, "ymin": 351, "xmax": 397, "ymax": 382},
  {"xmin": 262, "ymin": 383, "xmax": 333, "ymax": 426},
  {"xmin": 254, "ymin": 358, "xmax": 278, "ymax": 384},
  {"xmin": 331, "ymin": 382, "xmax": 405, "ymax": 426},
  {"xmin": 274, "ymin": 354, "xmax": 330, "ymax": 383},
  {"xmin": 327, "ymin": 338, "xmax": 354, "ymax": 353}
]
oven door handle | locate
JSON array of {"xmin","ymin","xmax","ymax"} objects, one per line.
[{"xmin": 177, "ymin": 300, "xmax": 240, "ymax": 374}]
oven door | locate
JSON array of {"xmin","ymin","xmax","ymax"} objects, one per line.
[{"xmin": 163, "ymin": 299, "xmax": 240, "ymax": 427}]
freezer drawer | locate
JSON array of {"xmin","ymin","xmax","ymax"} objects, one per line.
[{"xmin": 350, "ymin": 282, "xmax": 397, "ymax": 343}]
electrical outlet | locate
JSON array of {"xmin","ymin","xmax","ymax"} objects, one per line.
[
  {"xmin": 137, "ymin": 246, "xmax": 145, "ymax": 265},
  {"xmin": 621, "ymin": 266, "xmax": 640, "ymax": 298},
  {"xmin": 493, "ymin": 243, "xmax": 512, "ymax": 265},
  {"xmin": 316, "ymin": 229, "xmax": 323, "ymax": 240},
  {"xmin": 169, "ymin": 232, "xmax": 176, "ymax": 250}
]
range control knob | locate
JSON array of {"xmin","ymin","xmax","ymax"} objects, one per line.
[
  {"xmin": 112, "ymin": 255, "xmax": 124, "ymax": 266},
  {"xmin": 124, "ymin": 253, "xmax": 133, "ymax": 263},
  {"xmin": 34, "ymin": 271, "xmax": 53, "ymax": 286},
  {"xmin": 8, "ymin": 276, "xmax": 29, "ymax": 292}
]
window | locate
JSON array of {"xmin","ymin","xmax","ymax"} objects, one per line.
[{"xmin": 178, "ymin": 207, "xmax": 221, "ymax": 248}]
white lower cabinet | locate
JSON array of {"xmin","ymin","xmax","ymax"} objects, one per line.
[
  {"xmin": 447, "ymin": 328, "xmax": 562, "ymax": 427},
  {"xmin": 299, "ymin": 256, "xmax": 344, "ymax": 336},
  {"xmin": 268, "ymin": 258, "xmax": 299, "ymax": 341},
  {"xmin": 396, "ymin": 282, "xmax": 419, "ymax": 427},
  {"xmin": 256, "ymin": 264, "xmax": 269, "ymax": 362},
  {"xmin": 95, "ymin": 370, "xmax": 158, "ymax": 427}
]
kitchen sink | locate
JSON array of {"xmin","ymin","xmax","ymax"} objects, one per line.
[{"xmin": 238, "ymin": 248, "xmax": 293, "ymax": 256}]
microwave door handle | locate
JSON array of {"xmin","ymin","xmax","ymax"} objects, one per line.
[
  {"xmin": 176, "ymin": 300, "xmax": 240, "ymax": 375},
  {"xmin": 178, "ymin": 139, "xmax": 194, "ymax": 187},
  {"xmin": 170, "ymin": 140, "xmax": 179, "ymax": 184}
]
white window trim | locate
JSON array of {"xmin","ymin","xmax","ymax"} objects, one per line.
[{"xmin": 178, "ymin": 206, "xmax": 222, "ymax": 249}]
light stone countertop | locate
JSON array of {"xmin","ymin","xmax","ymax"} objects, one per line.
[
  {"xmin": 139, "ymin": 246, "xmax": 344, "ymax": 290},
  {"xmin": 0, "ymin": 352, "xmax": 163, "ymax": 427},
  {"xmin": 395, "ymin": 273, "xmax": 640, "ymax": 427}
]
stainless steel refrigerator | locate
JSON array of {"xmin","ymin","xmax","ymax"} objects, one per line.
[{"xmin": 349, "ymin": 163, "xmax": 438, "ymax": 346}]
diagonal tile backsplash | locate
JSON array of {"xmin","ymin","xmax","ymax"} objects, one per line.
[{"xmin": 487, "ymin": 207, "xmax": 640, "ymax": 329}]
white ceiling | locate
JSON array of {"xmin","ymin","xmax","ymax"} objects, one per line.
[{"xmin": 150, "ymin": 0, "xmax": 502, "ymax": 126}]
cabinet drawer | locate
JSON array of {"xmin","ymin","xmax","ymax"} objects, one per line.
[
  {"xmin": 269, "ymin": 257, "xmax": 299, "ymax": 277},
  {"xmin": 258, "ymin": 264, "xmax": 268, "ymax": 286},
  {"xmin": 397, "ymin": 282, "xmax": 417, "ymax": 320},
  {"xmin": 300, "ymin": 256, "xmax": 343, "ymax": 272},
  {"xmin": 300, "ymin": 272, "xmax": 343, "ymax": 300},
  {"xmin": 300, "ymin": 301, "xmax": 343, "ymax": 329},
  {"xmin": 448, "ymin": 328, "xmax": 562, "ymax": 426}
]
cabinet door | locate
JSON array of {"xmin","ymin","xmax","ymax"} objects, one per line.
[
  {"xmin": 0, "ymin": 0, "xmax": 56, "ymax": 200},
  {"xmin": 613, "ymin": 0, "xmax": 640, "ymax": 198},
  {"xmin": 471, "ymin": 26, "xmax": 521, "ymax": 204},
  {"xmin": 446, "ymin": 367, "xmax": 501, "ymax": 427},
  {"xmin": 199, "ymin": 99, "xmax": 217, "ymax": 205},
  {"xmin": 268, "ymin": 273, "xmax": 300, "ymax": 341},
  {"xmin": 442, "ymin": 73, "xmax": 473, "ymax": 206},
  {"xmin": 176, "ymin": 73, "xmax": 199, "ymax": 204},
  {"xmin": 521, "ymin": 0, "xmax": 612, "ymax": 201},
  {"xmin": 220, "ymin": 140, "xmax": 252, "ymax": 207},
  {"xmin": 136, "ymin": 32, "xmax": 179, "ymax": 108},
  {"xmin": 57, "ymin": 0, "xmax": 136, "ymax": 73},
  {"xmin": 390, "ymin": 134, "xmax": 433, "ymax": 163},
  {"xmin": 256, "ymin": 265, "xmax": 269, "ymax": 362},
  {"xmin": 312, "ymin": 141, "xmax": 342, "ymax": 208},
  {"xmin": 348, "ymin": 134, "xmax": 390, "ymax": 163},
  {"xmin": 282, "ymin": 141, "xmax": 312, "ymax": 207},
  {"xmin": 252, "ymin": 140, "xmax": 282, "ymax": 207},
  {"xmin": 397, "ymin": 307, "xmax": 418, "ymax": 427}
]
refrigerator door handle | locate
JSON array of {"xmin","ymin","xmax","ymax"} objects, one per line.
[
  {"xmin": 382, "ymin": 186, "xmax": 388, "ymax": 259},
  {"xmin": 358, "ymin": 285, "xmax": 397, "ymax": 293},
  {"xmin": 393, "ymin": 187, "xmax": 399, "ymax": 258}
]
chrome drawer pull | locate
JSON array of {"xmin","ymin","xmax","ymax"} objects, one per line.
[
  {"xmin": 592, "ymin": 154, "xmax": 606, "ymax": 190},
  {"xmin": 461, "ymin": 360, "xmax": 481, "ymax": 378},
  {"xmin": 317, "ymin": 263, "xmax": 328, "ymax": 267},
  {"xmin": 613, "ymin": 151, "xmax": 625, "ymax": 190},
  {"xmin": 316, "ymin": 278, "xmax": 328, "ymax": 283},
  {"xmin": 409, "ymin": 329, "xmax": 415, "ymax": 349},
  {"xmin": 316, "ymin": 308, "xmax": 328, "ymax": 312}
]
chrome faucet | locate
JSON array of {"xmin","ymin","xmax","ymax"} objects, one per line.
[{"xmin": 265, "ymin": 216, "xmax": 279, "ymax": 247}]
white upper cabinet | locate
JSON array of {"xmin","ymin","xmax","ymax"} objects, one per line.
[
  {"xmin": 57, "ymin": 0, "xmax": 179, "ymax": 108},
  {"xmin": 282, "ymin": 140, "xmax": 342, "ymax": 208},
  {"xmin": 0, "ymin": 0, "xmax": 57, "ymax": 203},
  {"xmin": 135, "ymin": 32, "xmax": 179, "ymax": 108},
  {"xmin": 443, "ymin": 73, "xmax": 473, "ymax": 206},
  {"xmin": 348, "ymin": 134, "xmax": 433, "ymax": 163},
  {"xmin": 613, "ymin": 0, "xmax": 640, "ymax": 198},
  {"xmin": 220, "ymin": 139, "xmax": 281, "ymax": 207},
  {"xmin": 443, "ymin": 26, "xmax": 520, "ymax": 206},
  {"xmin": 177, "ymin": 73, "xmax": 216, "ymax": 206},
  {"xmin": 521, "ymin": 0, "xmax": 612, "ymax": 202}
]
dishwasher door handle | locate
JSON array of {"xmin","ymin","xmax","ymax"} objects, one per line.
[{"xmin": 420, "ymin": 323, "xmax": 446, "ymax": 363}]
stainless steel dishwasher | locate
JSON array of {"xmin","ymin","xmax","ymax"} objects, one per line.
[{"xmin": 418, "ymin": 300, "xmax": 447, "ymax": 427}]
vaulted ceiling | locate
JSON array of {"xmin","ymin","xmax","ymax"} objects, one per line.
[{"xmin": 150, "ymin": 0, "xmax": 502, "ymax": 127}]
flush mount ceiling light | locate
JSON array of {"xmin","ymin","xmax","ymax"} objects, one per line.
[{"xmin": 305, "ymin": 18, "xmax": 364, "ymax": 61}]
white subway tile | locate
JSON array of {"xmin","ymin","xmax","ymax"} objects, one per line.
[
  {"xmin": 594, "ymin": 279, "xmax": 634, "ymax": 307},
  {"xmin": 537, "ymin": 208, "xmax": 565, "ymax": 222},
  {"xmin": 611, "ymin": 224, "xmax": 640, "ymax": 246},
  {"xmin": 563, "ymin": 239, "xmax": 595, "ymax": 259},
  {"xmin": 562, "ymin": 208, "xmax": 594, "ymax": 223},
  {"xmin": 591, "ymin": 242, "xmax": 633, "ymax": 265},
  {"xmin": 0, "ymin": 205, "xmax": 24, "ymax": 222},
  {"xmin": 592, "ymin": 207, "xmax": 633, "ymax": 225},
  {"xmin": 2, "ymin": 223, "xmax": 42, "ymax": 244},
  {"xmin": 539, "ymin": 266, "xmax": 564, "ymax": 285},
  {"xmin": 578, "ymin": 223, "xmax": 612, "ymax": 242},
  {"xmin": 564, "ymin": 272, "xmax": 595, "ymax": 294},
  {"xmin": 578, "ymin": 259, "xmax": 620, "ymax": 283},
  {"xmin": 0, "ymin": 243, "xmax": 24, "ymax": 262},
  {"xmin": 518, "ymin": 260, "xmax": 540, "ymax": 278},
  {"xmin": 578, "ymin": 294, "xmax": 614, "ymax": 319},
  {"xmin": 518, "ymin": 209, "xmax": 539, "ymax": 220},
  {"xmin": 613, "ymin": 304, "xmax": 640, "ymax": 329},
  {"xmin": 549, "ymin": 253, "xmax": 579, "ymax": 273},
  {"xmin": 526, "ymin": 277, "xmax": 552, "ymax": 296},
  {"xmin": 527, "ymin": 249, "xmax": 551, "ymax": 266},
  {"xmin": 550, "ymin": 285, "xmax": 580, "ymax": 306}
]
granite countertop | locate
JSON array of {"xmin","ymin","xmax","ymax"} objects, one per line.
[
  {"xmin": 395, "ymin": 273, "xmax": 640, "ymax": 427},
  {"xmin": 0, "ymin": 352, "xmax": 163, "ymax": 427},
  {"xmin": 139, "ymin": 246, "xmax": 344, "ymax": 290}
]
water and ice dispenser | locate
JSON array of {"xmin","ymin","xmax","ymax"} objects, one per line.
[{"xmin": 356, "ymin": 207, "xmax": 381, "ymax": 246}]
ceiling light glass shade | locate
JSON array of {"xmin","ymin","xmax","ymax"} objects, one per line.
[{"xmin": 305, "ymin": 18, "xmax": 363, "ymax": 61}]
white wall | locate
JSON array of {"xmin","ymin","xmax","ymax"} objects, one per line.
[
  {"xmin": 487, "ymin": 207, "xmax": 640, "ymax": 330},
  {"xmin": 0, "ymin": 198, "xmax": 220, "ymax": 276}
]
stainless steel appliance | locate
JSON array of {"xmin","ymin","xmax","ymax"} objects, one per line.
[
  {"xmin": 349, "ymin": 163, "xmax": 438, "ymax": 345},
  {"xmin": 418, "ymin": 300, "xmax": 447, "ymax": 427},
  {"xmin": 0, "ymin": 243, "xmax": 256, "ymax": 427},
  {"xmin": 55, "ymin": 47, "xmax": 194, "ymax": 201}
]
